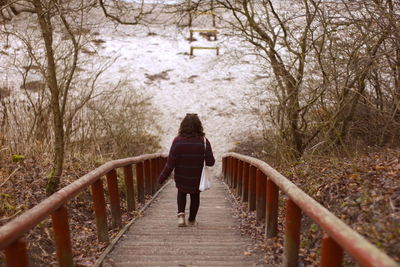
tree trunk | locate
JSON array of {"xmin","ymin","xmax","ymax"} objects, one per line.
[
  {"xmin": 287, "ymin": 87, "xmax": 303, "ymax": 159},
  {"xmin": 268, "ymin": 50, "xmax": 303, "ymax": 159},
  {"xmin": 394, "ymin": 47, "xmax": 400, "ymax": 121},
  {"xmin": 33, "ymin": 0, "xmax": 65, "ymax": 196},
  {"xmin": 330, "ymin": 31, "xmax": 387, "ymax": 146},
  {"xmin": 387, "ymin": 0, "xmax": 400, "ymax": 121}
]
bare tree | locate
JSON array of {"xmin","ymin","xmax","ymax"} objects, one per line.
[
  {"xmin": 216, "ymin": 0, "xmax": 400, "ymax": 158},
  {"xmin": 310, "ymin": 0, "xmax": 398, "ymax": 147},
  {"xmin": 216, "ymin": 0, "xmax": 322, "ymax": 158},
  {"xmin": 0, "ymin": 0, "xmax": 154, "ymax": 194}
]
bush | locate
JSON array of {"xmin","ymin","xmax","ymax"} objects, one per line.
[{"xmin": 68, "ymin": 88, "xmax": 161, "ymax": 159}]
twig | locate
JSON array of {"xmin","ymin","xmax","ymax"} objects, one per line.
[
  {"xmin": 389, "ymin": 198, "xmax": 396, "ymax": 212},
  {"xmin": 0, "ymin": 209, "xmax": 22, "ymax": 223},
  {"xmin": 0, "ymin": 166, "xmax": 21, "ymax": 188}
]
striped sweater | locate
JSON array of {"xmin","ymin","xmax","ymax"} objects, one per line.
[{"xmin": 158, "ymin": 136, "xmax": 215, "ymax": 193}]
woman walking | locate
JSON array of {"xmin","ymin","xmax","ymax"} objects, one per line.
[{"xmin": 158, "ymin": 113, "xmax": 215, "ymax": 227}]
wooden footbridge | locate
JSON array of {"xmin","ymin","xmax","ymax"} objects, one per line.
[{"xmin": 0, "ymin": 153, "xmax": 398, "ymax": 267}]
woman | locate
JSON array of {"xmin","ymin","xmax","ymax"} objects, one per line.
[{"xmin": 158, "ymin": 113, "xmax": 215, "ymax": 227}]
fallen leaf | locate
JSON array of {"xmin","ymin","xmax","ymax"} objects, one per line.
[{"xmin": 244, "ymin": 251, "xmax": 252, "ymax": 256}]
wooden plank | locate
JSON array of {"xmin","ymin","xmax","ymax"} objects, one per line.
[
  {"xmin": 103, "ymin": 182, "xmax": 261, "ymax": 266},
  {"xmin": 190, "ymin": 46, "xmax": 220, "ymax": 56}
]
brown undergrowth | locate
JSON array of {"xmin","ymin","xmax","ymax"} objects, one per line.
[
  {"xmin": 0, "ymin": 152, "xmax": 152, "ymax": 266},
  {"xmin": 229, "ymin": 146, "xmax": 400, "ymax": 266}
]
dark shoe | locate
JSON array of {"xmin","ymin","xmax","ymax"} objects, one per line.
[{"xmin": 187, "ymin": 219, "xmax": 197, "ymax": 226}]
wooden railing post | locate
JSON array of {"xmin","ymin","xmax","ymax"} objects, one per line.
[
  {"xmin": 154, "ymin": 158, "xmax": 160, "ymax": 192},
  {"xmin": 321, "ymin": 234, "xmax": 343, "ymax": 267},
  {"xmin": 144, "ymin": 160, "xmax": 152, "ymax": 196},
  {"xmin": 283, "ymin": 199, "xmax": 302, "ymax": 267},
  {"xmin": 222, "ymin": 157, "xmax": 227, "ymax": 182},
  {"xmin": 227, "ymin": 157, "xmax": 232, "ymax": 186},
  {"xmin": 51, "ymin": 205, "xmax": 73, "ymax": 267},
  {"xmin": 106, "ymin": 169, "xmax": 122, "ymax": 229},
  {"xmin": 265, "ymin": 178, "xmax": 279, "ymax": 239},
  {"xmin": 242, "ymin": 162, "xmax": 249, "ymax": 202},
  {"xmin": 156, "ymin": 159, "xmax": 161, "ymax": 191},
  {"xmin": 232, "ymin": 158, "xmax": 237, "ymax": 189},
  {"xmin": 123, "ymin": 165, "xmax": 136, "ymax": 212},
  {"xmin": 162, "ymin": 158, "xmax": 167, "ymax": 171},
  {"xmin": 4, "ymin": 237, "xmax": 29, "ymax": 267},
  {"xmin": 148, "ymin": 159, "xmax": 153, "ymax": 195},
  {"xmin": 154, "ymin": 158, "xmax": 159, "ymax": 192},
  {"xmin": 237, "ymin": 160, "xmax": 243, "ymax": 197},
  {"xmin": 256, "ymin": 169, "xmax": 266, "ymax": 221},
  {"xmin": 91, "ymin": 179, "xmax": 109, "ymax": 243},
  {"xmin": 136, "ymin": 162, "xmax": 145, "ymax": 204},
  {"xmin": 149, "ymin": 159, "xmax": 156, "ymax": 195},
  {"xmin": 248, "ymin": 165, "xmax": 257, "ymax": 211},
  {"xmin": 160, "ymin": 157, "xmax": 167, "ymax": 186},
  {"xmin": 160, "ymin": 158, "xmax": 165, "ymax": 182}
]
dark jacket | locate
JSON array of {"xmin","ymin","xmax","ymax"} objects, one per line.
[{"xmin": 158, "ymin": 136, "xmax": 215, "ymax": 193}]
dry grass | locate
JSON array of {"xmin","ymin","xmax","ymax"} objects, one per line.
[
  {"xmin": 20, "ymin": 81, "xmax": 45, "ymax": 92},
  {"xmin": 0, "ymin": 87, "xmax": 10, "ymax": 98},
  {"xmin": 0, "ymin": 151, "xmax": 150, "ymax": 266},
  {"xmin": 232, "ymin": 133, "xmax": 400, "ymax": 265}
]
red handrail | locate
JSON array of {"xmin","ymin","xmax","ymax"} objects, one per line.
[
  {"xmin": 0, "ymin": 153, "xmax": 167, "ymax": 266},
  {"xmin": 222, "ymin": 152, "xmax": 399, "ymax": 267}
]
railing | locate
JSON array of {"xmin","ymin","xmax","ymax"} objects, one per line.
[
  {"xmin": 0, "ymin": 153, "xmax": 167, "ymax": 267},
  {"xmin": 222, "ymin": 152, "xmax": 399, "ymax": 267}
]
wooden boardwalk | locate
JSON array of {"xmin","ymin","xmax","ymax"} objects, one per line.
[{"xmin": 103, "ymin": 179, "xmax": 264, "ymax": 266}]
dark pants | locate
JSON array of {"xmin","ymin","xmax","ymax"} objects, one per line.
[{"xmin": 177, "ymin": 190, "xmax": 200, "ymax": 222}]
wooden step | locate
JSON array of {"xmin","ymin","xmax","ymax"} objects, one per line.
[{"xmin": 102, "ymin": 181, "xmax": 263, "ymax": 266}]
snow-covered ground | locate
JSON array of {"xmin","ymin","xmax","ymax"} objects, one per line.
[
  {"xmin": 95, "ymin": 13, "xmax": 266, "ymax": 171},
  {"xmin": 0, "ymin": 6, "xmax": 268, "ymax": 173}
]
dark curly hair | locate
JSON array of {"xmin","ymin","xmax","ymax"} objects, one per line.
[{"xmin": 178, "ymin": 113, "xmax": 205, "ymax": 137}]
